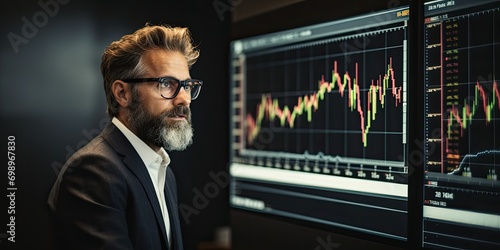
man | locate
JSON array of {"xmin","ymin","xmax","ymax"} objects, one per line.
[{"xmin": 47, "ymin": 24, "xmax": 203, "ymax": 250}]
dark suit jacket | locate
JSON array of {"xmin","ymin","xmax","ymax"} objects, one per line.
[{"xmin": 47, "ymin": 122, "xmax": 184, "ymax": 250}]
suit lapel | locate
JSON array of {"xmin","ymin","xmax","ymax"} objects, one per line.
[
  {"xmin": 165, "ymin": 168, "xmax": 183, "ymax": 250},
  {"xmin": 102, "ymin": 123, "xmax": 170, "ymax": 248}
]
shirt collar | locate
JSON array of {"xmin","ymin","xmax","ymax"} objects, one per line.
[{"xmin": 112, "ymin": 117, "xmax": 170, "ymax": 167}]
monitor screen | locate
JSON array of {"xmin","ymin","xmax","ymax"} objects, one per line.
[
  {"xmin": 422, "ymin": 0, "xmax": 500, "ymax": 249},
  {"xmin": 228, "ymin": 4, "xmax": 411, "ymax": 243}
]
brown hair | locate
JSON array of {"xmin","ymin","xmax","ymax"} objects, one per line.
[{"xmin": 101, "ymin": 24, "xmax": 200, "ymax": 117}]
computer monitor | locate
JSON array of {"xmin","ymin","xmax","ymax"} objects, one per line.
[
  {"xmin": 422, "ymin": 0, "xmax": 500, "ymax": 249},
  {"xmin": 228, "ymin": 3, "xmax": 411, "ymax": 248}
]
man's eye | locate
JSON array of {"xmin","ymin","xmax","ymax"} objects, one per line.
[{"xmin": 161, "ymin": 79, "xmax": 177, "ymax": 88}]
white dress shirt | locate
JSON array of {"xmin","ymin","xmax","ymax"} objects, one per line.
[{"xmin": 112, "ymin": 117, "xmax": 171, "ymax": 244}]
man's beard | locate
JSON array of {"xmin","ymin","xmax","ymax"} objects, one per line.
[{"xmin": 127, "ymin": 97, "xmax": 193, "ymax": 151}]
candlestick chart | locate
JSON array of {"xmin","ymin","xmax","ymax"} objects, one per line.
[
  {"xmin": 231, "ymin": 23, "xmax": 408, "ymax": 176},
  {"xmin": 228, "ymin": 6, "xmax": 412, "ymax": 243},
  {"xmin": 424, "ymin": 5, "xmax": 500, "ymax": 178},
  {"xmin": 246, "ymin": 58, "xmax": 402, "ymax": 148},
  {"xmin": 422, "ymin": 2, "xmax": 500, "ymax": 249}
]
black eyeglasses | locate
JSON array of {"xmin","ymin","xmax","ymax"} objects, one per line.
[{"xmin": 123, "ymin": 77, "xmax": 203, "ymax": 100}]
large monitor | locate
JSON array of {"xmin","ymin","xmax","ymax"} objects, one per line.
[
  {"xmin": 422, "ymin": 0, "xmax": 500, "ymax": 249},
  {"xmin": 228, "ymin": 3, "xmax": 411, "ymax": 248}
]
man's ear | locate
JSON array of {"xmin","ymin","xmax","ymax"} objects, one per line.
[{"xmin": 112, "ymin": 80, "xmax": 133, "ymax": 108}]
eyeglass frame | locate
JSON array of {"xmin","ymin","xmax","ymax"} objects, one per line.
[{"xmin": 122, "ymin": 76, "xmax": 203, "ymax": 100}]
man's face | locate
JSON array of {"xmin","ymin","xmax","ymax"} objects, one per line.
[{"xmin": 127, "ymin": 50, "xmax": 194, "ymax": 151}]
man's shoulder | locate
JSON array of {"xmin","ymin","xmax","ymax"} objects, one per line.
[
  {"xmin": 79, "ymin": 134, "xmax": 111, "ymax": 153},
  {"xmin": 75, "ymin": 122, "xmax": 125, "ymax": 155},
  {"xmin": 66, "ymin": 124, "xmax": 123, "ymax": 163},
  {"xmin": 59, "ymin": 122, "xmax": 137, "ymax": 175},
  {"xmin": 63, "ymin": 135, "xmax": 112, "ymax": 166}
]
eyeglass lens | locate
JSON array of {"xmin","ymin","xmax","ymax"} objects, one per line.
[{"xmin": 159, "ymin": 78, "xmax": 201, "ymax": 99}]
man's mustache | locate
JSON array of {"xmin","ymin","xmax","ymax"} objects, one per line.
[{"xmin": 164, "ymin": 106, "xmax": 191, "ymax": 118}]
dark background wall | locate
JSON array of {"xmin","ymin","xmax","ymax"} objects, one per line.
[{"xmin": 0, "ymin": 1, "xmax": 231, "ymax": 249}]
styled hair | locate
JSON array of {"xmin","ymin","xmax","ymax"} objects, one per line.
[{"xmin": 101, "ymin": 24, "xmax": 200, "ymax": 117}]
